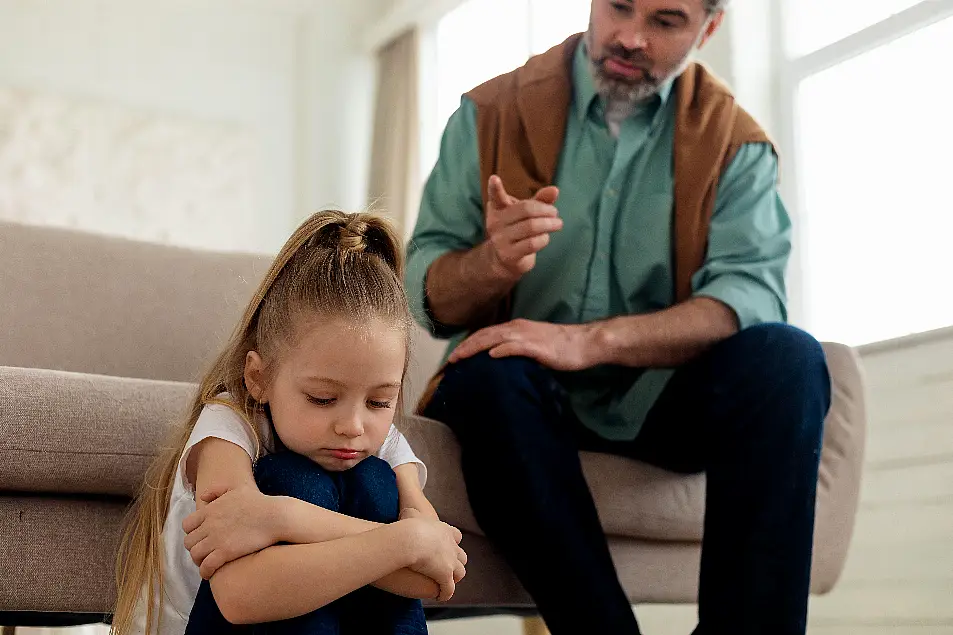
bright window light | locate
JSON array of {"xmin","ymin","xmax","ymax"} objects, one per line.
[{"xmin": 797, "ymin": 14, "xmax": 953, "ymax": 344}]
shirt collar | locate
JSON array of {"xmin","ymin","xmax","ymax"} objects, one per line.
[{"xmin": 572, "ymin": 38, "xmax": 675, "ymax": 125}]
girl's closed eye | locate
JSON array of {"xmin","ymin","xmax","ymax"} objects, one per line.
[
  {"xmin": 307, "ymin": 395, "xmax": 336, "ymax": 406},
  {"xmin": 367, "ymin": 399, "xmax": 393, "ymax": 410}
]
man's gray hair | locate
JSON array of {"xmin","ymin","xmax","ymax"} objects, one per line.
[{"xmin": 705, "ymin": 0, "xmax": 730, "ymax": 14}]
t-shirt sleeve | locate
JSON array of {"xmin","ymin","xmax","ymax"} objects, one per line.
[
  {"xmin": 177, "ymin": 403, "xmax": 259, "ymax": 496},
  {"xmin": 377, "ymin": 424, "xmax": 428, "ymax": 489}
]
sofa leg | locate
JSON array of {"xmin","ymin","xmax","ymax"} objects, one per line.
[
  {"xmin": 1, "ymin": 627, "xmax": 15, "ymax": 635},
  {"xmin": 522, "ymin": 616, "xmax": 549, "ymax": 635}
]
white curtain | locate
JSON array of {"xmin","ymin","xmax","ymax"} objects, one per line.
[
  {"xmin": 367, "ymin": 29, "xmax": 420, "ymax": 243},
  {"xmin": 367, "ymin": 28, "xmax": 449, "ymax": 408}
]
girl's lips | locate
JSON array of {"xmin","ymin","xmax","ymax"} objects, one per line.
[{"xmin": 328, "ymin": 449, "xmax": 361, "ymax": 460}]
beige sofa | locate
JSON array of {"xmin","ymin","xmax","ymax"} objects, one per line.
[{"xmin": 0, "ymin": 219, "xmax": 867, "ymax": 626}]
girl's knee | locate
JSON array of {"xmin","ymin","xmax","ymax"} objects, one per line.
[
  {"xmin": 254, "ymin": 452, "xmax": 339, "ymax": 511},
  {"xmin": 341, "ymin": 456, "xmax": 399, "ymax": 524}
]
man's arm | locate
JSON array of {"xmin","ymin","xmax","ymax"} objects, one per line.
[
  {"xmin": 424, "ymin": 243, "xmax": 515, "ymax": 329},
  {"xmin": 426, "ymin": 182, "xmax": 561, "ymax": 328},
  {"xmin": 591, "ymin": 142, "xmax": 790, "ymax": 366},
  {"xmin": 585, "ymin": 297, "xmax": 737, "ymax": 367},
  {"xmin": 447, "ymin": 300, "xmax": 734, "ymax": 370},
  {"xmin": 449, "ymin": 143, "xmax": 790, "ymax": 370},
  {"xmin": 405, "ymin": 100, "xmax": 560, "ymax": 333}
]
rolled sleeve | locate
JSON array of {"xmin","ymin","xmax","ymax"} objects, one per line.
[
  {"xmin": 405, "ymin": 97, "xmax": 485, "ymax": 337},
  {"xmin": 692, "ymin": 142, "xmax": 791, "ymax": 329}
]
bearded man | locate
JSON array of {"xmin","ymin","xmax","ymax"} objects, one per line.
[{"xmin": 406, "ymin": 1, "xmax": 831, "ymax": 633}]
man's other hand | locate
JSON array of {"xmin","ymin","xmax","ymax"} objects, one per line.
[{"xmin": 448, "ymin": 319, "xmax": 595, "ymax": 371}]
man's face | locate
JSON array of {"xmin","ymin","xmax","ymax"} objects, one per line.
[{"xmin": 587, "ymin": 0, "xmax": 723, "ymax": 103}]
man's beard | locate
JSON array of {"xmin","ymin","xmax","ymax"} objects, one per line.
[{"xmin": 586, "ymin": 34, "xmax": 696, "ymax": 106}]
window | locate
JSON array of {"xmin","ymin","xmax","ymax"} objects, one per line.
[
  {"xmin": 423, "ymin": 0, "xmax": 590, "ymax": 176},
  {"xmin": 434, "ymin": 0, "xmax": 530, "ymax": 142},
  {"xmin": 784, "ymin": 0, "xmax": 927, "ymax": 55},
  {"xmin": 529, "ymin": 0, "xmax": 593, "ymax": 55},
  {"xmin": 785, "ymin": 0, "xmax": 953, "ymax": 345}
]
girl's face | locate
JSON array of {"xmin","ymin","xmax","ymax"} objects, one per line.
[{"xmin": 245, "ymin": 316, "xmax": 406, "ymax": 472}]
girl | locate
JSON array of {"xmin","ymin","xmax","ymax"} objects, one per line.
[{"xmin": 112, "ymin": 211, "xmax": 467, "ymax": 635}]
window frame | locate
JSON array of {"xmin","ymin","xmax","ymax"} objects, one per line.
[{"xmin": 777, "ymin": 0, "xmax": 953, "ymax": 339}]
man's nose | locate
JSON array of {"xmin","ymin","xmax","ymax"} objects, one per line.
[{"xmin": 616, "ymin": 24, "xmax": 648, "ymax": 51}]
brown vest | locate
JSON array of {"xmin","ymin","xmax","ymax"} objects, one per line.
[
  {"xmin": 466, "ymin": 32, "xmax": 774, "ymax": 303},
  {"xmin": 415, "ymin": 34, "xmax": 773, "ymax": 413}
]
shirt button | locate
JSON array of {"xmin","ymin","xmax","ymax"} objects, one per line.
[{"xmin": 606, "ymin": 189, "xmax": 618, "ymax": 197}]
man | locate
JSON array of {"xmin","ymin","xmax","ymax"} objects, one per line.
[{"xmin": 406, "ymin": 0, "xmax": 831, "ymax": 633}]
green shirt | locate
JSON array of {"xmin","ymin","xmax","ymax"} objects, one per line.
[{"xmin": 406, "ymin": 43, "xmax": 791, "ymax": 440}]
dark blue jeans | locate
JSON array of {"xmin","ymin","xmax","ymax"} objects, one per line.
[
  {"xmin": 184, "ymin": 453, "xmax": 428, "ymax": 635},
  {"xmin": 424, "ymin": 323, "xmax": 831, "ymax": 635}
]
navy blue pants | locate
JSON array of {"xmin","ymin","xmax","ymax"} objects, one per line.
[
  {"xmin": 424, "ymin": 323, "xmax": 831, "ymax": 635},
  {"xmin": 184, "ymin": 453, "xmax": 428, "ymax": 635}
]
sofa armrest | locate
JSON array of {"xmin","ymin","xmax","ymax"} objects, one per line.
[
  {"xmin": 811, "ymin": 342, "xmax": 868, "ymax": 593},
  {"xmin": 0, "ymin": 366, "xmax": 194, "ymax": 497}
]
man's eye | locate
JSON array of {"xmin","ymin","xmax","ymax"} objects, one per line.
[
  {"xmin": 611, "ymin": 2, "xmax": 631, "ymax": 14},
  {"xmin": 656, "ymin": 18, "xmax": 677, "ymax": 29},
  {"xmin": 307, "ymin": 396, "xmax": 335, "ymax": 406},
  {"xmin": 368, "ymin": 400, "xmax": 393, "ymax": 410}
]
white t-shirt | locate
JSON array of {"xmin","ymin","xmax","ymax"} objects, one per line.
[
  {"xmin": 131, "ymin": 400, "xmax": 427, "ymax": 635},
  {"xmin": 604, "ymin": 98, "xmax": 634, "ymax": 139}
]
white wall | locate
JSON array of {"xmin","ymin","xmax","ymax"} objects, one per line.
[
  {"xmin": 0, "ymin": 0, "xmax": 388, "ymax": 253},
  {"xmin": 296, "ymin": 1, "xmax": 394, "ymax": 224}
]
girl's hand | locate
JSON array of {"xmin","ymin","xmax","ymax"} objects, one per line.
[
  {"xmin": 182, "ymin": 484, "xmax": 281, "ymax": 579},
  {"xmin": 399, "ymin": 508, "xmax": 468, "ymax": 601}
]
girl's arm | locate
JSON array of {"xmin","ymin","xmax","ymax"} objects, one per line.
[
  {"xmin": 188, "ymin": 438, "xmax": 441, "ymax": 598},
  {"xmin": 190, "ymin": 438, "xmax": 380, "ymax": 537},
  {"xmin": 187, "ymin": 437, "xmax": 257, "ymax": 510},
  {"xmin": 210, "ymin": 516, "xmax": 465, "ymax": 624},
  {"xmin": 210, "ymin": 522, "xmax": 417, "ymax": 624},
  {"xmin": 394, "ymin": 463, "xmax": 439, "ymax": 520}
]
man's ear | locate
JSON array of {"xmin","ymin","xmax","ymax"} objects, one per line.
[
  {"xmin": 698, "ymin": 11, "xmax": 725, "ymax": 49},
  {"xmin": 244, "ymin": 351, "xmax": 269, "ymax": 403}
]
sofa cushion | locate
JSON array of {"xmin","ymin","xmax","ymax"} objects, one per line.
[
  {"xmin": 0, "ymin": 220, "xmax": 271, "ymax": 383},
  {"xmin": 1, "ymin": 365, "xmax": 706, "ymax": 540},
  {"xmin": 2, "ymin": 340, "xmax": 864, "ymax": 548},
  {"xmin": 0, "ymin": 366, "xmax": 193, "ymax": 497},
  {"xmin": 403, "ymin": 342, "xmax": 867, "ymax": 546},
  {"xmin": 401, "ymin": 416, "xmax": 707, "ymax": 542},
  {"xmin": 0, "ymin": 495, "xmax": 126, "ymax": 613},
  {"xmin": 0, "ymin": 493, "xmax": 708, "ymax": 613}
]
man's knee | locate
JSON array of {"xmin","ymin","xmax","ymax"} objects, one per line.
[
  {"xmin": 737, "ymin": 324, "xmax": 829, "ymax": 389},
  {"xmin": 429, "ymin": 351, "xmax": 554, "ymax": 433},
  {"xmin": 734, "ymin": 323, "xmax": 830, "ymax": 443},
  {"xmin": 254, "ymin": 451, "xmax": 339, "ymax": 511},
  {"xmin": 341, "ymin": 456, "xmax": 399, "ymax": 523},
  {"xmin": 439, "ymin": 351, "xmax": 543, "ymax": 400}
]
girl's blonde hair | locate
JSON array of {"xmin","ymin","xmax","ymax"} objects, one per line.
[{"xmin": 111, "ymin": 210, "xmax": 411, "ymax": 635}]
